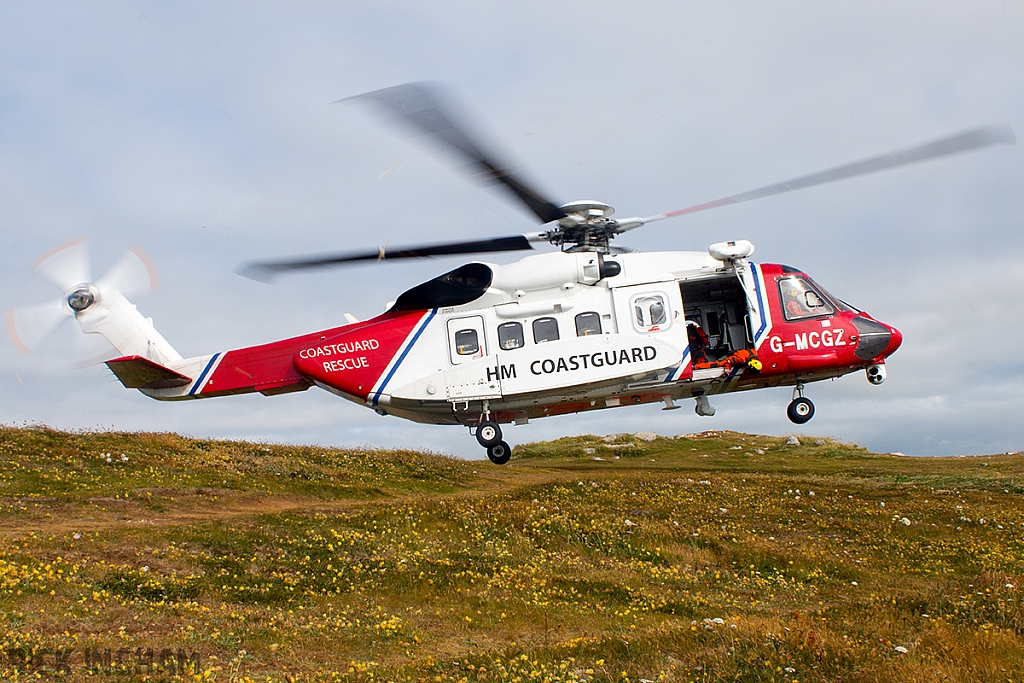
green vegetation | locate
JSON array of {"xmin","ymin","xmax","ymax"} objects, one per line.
[{"xmin": 1, "ymin": 426, "xmax": 1022, "ymax": 682}]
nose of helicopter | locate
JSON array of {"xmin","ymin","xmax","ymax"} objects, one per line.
[
  {"xmin": 851, "ymin": 315, "xmax": 902, "ymax": 361},
  {"xmin": 885, "ymin": 323, "xmax": 903, "ymax": 356}
]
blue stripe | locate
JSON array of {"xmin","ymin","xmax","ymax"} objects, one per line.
[
  {"xmin": 751, "ymin": 266, "xmax": 768, "ymax": 342},
  {"xmin": 371, "ymin": 309, "xmax": 437, "ymax": 406},
  {"xmin": 665, "ymin": 345, "xmax": 691, "ymax": 382},
  {"xmin": 189, "ymin": 353, "xmax": 220, "ymax": 396}
]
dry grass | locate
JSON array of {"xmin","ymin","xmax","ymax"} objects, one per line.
[{"xmin": 1, "ymin": 426, "xmax": 1022, "ymax": 682}]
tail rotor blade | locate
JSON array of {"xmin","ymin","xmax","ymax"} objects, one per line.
[
  {"xmin": 5, "ymin": 299, "xmax": 71, "ymax": 355},
  {"xmin": 95, "ymin": 246, "xmax": 159, "ymax": 297},
  {"xmin": 33, "ymin": 239, "xmax": 92, "ymax": 292}
]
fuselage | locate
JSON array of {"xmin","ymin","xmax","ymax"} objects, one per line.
[{"xmin": 124, "ymin": 250, "xmax": 900, "ymax": 429}]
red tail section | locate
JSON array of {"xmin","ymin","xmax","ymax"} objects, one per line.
[
  {"xmin": 181, "ymin": 310, "xmax": 430, "ymax": 400},
  {"xmin": 293, "ymin": 310, "xmax": 429, "ymax": 401},
  {"xmin": 195, "ymin": 325, "xmax": 349, "ymax": 397}
]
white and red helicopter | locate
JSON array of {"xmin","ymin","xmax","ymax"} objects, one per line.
[{"xmin": 7, "ymin": 84, "xmax": 1015, "ymax": 464}]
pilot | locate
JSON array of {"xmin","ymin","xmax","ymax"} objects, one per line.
[{"xmin": 784, "ymin": 286, "xmax": 810, "ymax": 318}]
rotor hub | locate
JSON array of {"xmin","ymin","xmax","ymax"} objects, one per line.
[
  {"xmin": 551, "ymin": 200, "xmax": 620, "ymax": 252},
  {"xmin": 559, "ymin": 200, "xmax": 615, "ymax": 220},
  {"xmin": 66, "ymin": 286, "xmax": 96, "ymax": 312}
]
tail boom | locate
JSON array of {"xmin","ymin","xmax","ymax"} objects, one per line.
[
  {"xmin": 118, "ymin": 322, "xmax": 364, "ymax": 400},
  {"xmin": 96, "ymin": 294, "xmax": 430, "ymax": 406}
]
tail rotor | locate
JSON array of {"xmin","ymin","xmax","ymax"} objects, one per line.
[
  {"xmin": 5, "ymin": 299, "xmax": 70, "ymax": 355},
  {"xmin": 6, "ymin": 240, "xmax": 158, "ymax": 359},
  {"xmin": 95, "ymin": 246, "xmax": 158, "ymax": 298},
  {"xmin": 32, "ymin": 238, "xmax": 91, "ymax": 293}
]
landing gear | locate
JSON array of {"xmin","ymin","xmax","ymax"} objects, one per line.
[
  {"xmin": 475, "ymin": 420, "xmax": 502, "ymax": 447},
  {"xmin": 787, "ymin": 383, "xmax": 814, "ymax": 424},
  {"xmin": 486, "ymin": 440, "xmax": 512, "ymax": 465},
  {"xmin": 787, "ymin": 398, "xmax": 814, "ymax": 424},
  {"xmin": 475, "ymin": 403, "xmax": 511, "ymax": 463}
]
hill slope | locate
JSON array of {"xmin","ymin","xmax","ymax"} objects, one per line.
[{"xmin": 1, "ymin": 426, "xmax": 1022, "ymax": 682}]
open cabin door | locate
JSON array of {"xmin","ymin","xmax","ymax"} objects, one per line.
[
  {"xmin": 678, "ymin": 261, "xmax": 772, "ymax": 365},
  {"xmin": 733, "ymin": 260, "xmax": 773, "ymax": 350}
]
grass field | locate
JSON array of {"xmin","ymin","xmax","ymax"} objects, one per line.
[{"xmin": 1, "ymin": 426, "xmax": 1022, "ymax": 682}]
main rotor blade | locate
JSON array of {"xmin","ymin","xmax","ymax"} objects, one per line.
[
  {"xmin": 347, "ymin": 82, "xmax": 567, "ymax": 224},
  {"xmin": 643, "ymin": 125, "xmax": 1016, "ymax": 223},
  {"xmin": 239, "ymin": 234, "xmax": 539, "ymax": 282}
]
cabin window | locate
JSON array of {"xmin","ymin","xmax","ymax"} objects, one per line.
[
  {"xmin": 779, "ymin": 277, "xmax": 835, "ymax": 320},
  {"xmin": 575, "ymin": 311, "xmax": 602, "ymax": 336},
  {"xmin": 633, "ymin": 294, "xmax": 668, "ymax": 331},
  {"xmin": 498, "ymin": 322, "xmax": 525, "ymax": 350},
  {"xmin": 454, "ymin": 329, "xmax": 480, "ymax": 355},
  {"xmin": 532, "ymin": 317, "xmax": 559, "ymax": 343},
  {"xmin": 447, "ymin": 315, "xmax": 486, "ymax": 365}
]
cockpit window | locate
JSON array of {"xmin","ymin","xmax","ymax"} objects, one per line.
[
  {"xmin": 807, "ymin": 279, "xmax": 858, "ymax": 313},
  {"xmin": 779, "ymin": 277, "xmax": 835, "ymax": 320}
]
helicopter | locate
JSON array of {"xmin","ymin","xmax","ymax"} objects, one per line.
[{"xmin": 6, "ymin": 83, "xmax": 1015, "ymax": 464}]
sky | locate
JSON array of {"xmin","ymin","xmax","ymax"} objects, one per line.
[{"xmin": 2, "ymin": 2, "xmax": 1022, "ymax": 459}]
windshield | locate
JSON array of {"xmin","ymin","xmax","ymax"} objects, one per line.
[
  {"xmin": 779, "ymin": 277, "xmax": 835, "ymax": 320},
  {"xmin": 807, "ymin": 278, "xmax": 859, "ymax": 313}
]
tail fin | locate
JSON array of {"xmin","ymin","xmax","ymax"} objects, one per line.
[
  {"xmin": 105, "ymin": 355, "xmax": 191, "ymax": 389},
  {"xmin": 75, "ymin": 287, "xmax": 182, "ymax": 365}
]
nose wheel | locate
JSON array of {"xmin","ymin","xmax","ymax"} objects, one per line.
[{"xmin": 786, "ymin": 383, "xmax": 815, "ymax": 424}]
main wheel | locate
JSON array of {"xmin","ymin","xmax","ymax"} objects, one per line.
[
  {"xmin": 787, "ymin": 397, "xmax": 815, "ymax": 424},
  {"xmin": 487, "ymin": 440, "xmax": 512, "ymax": 465},
  {"xmin": 475, "ymin": 420, "xmax": 502, "ymax": 447}
]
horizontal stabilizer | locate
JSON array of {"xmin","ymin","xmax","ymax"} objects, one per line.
[{"xmin": 106, "ymin": 355, "xmax": 192, "ymax": 389}]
